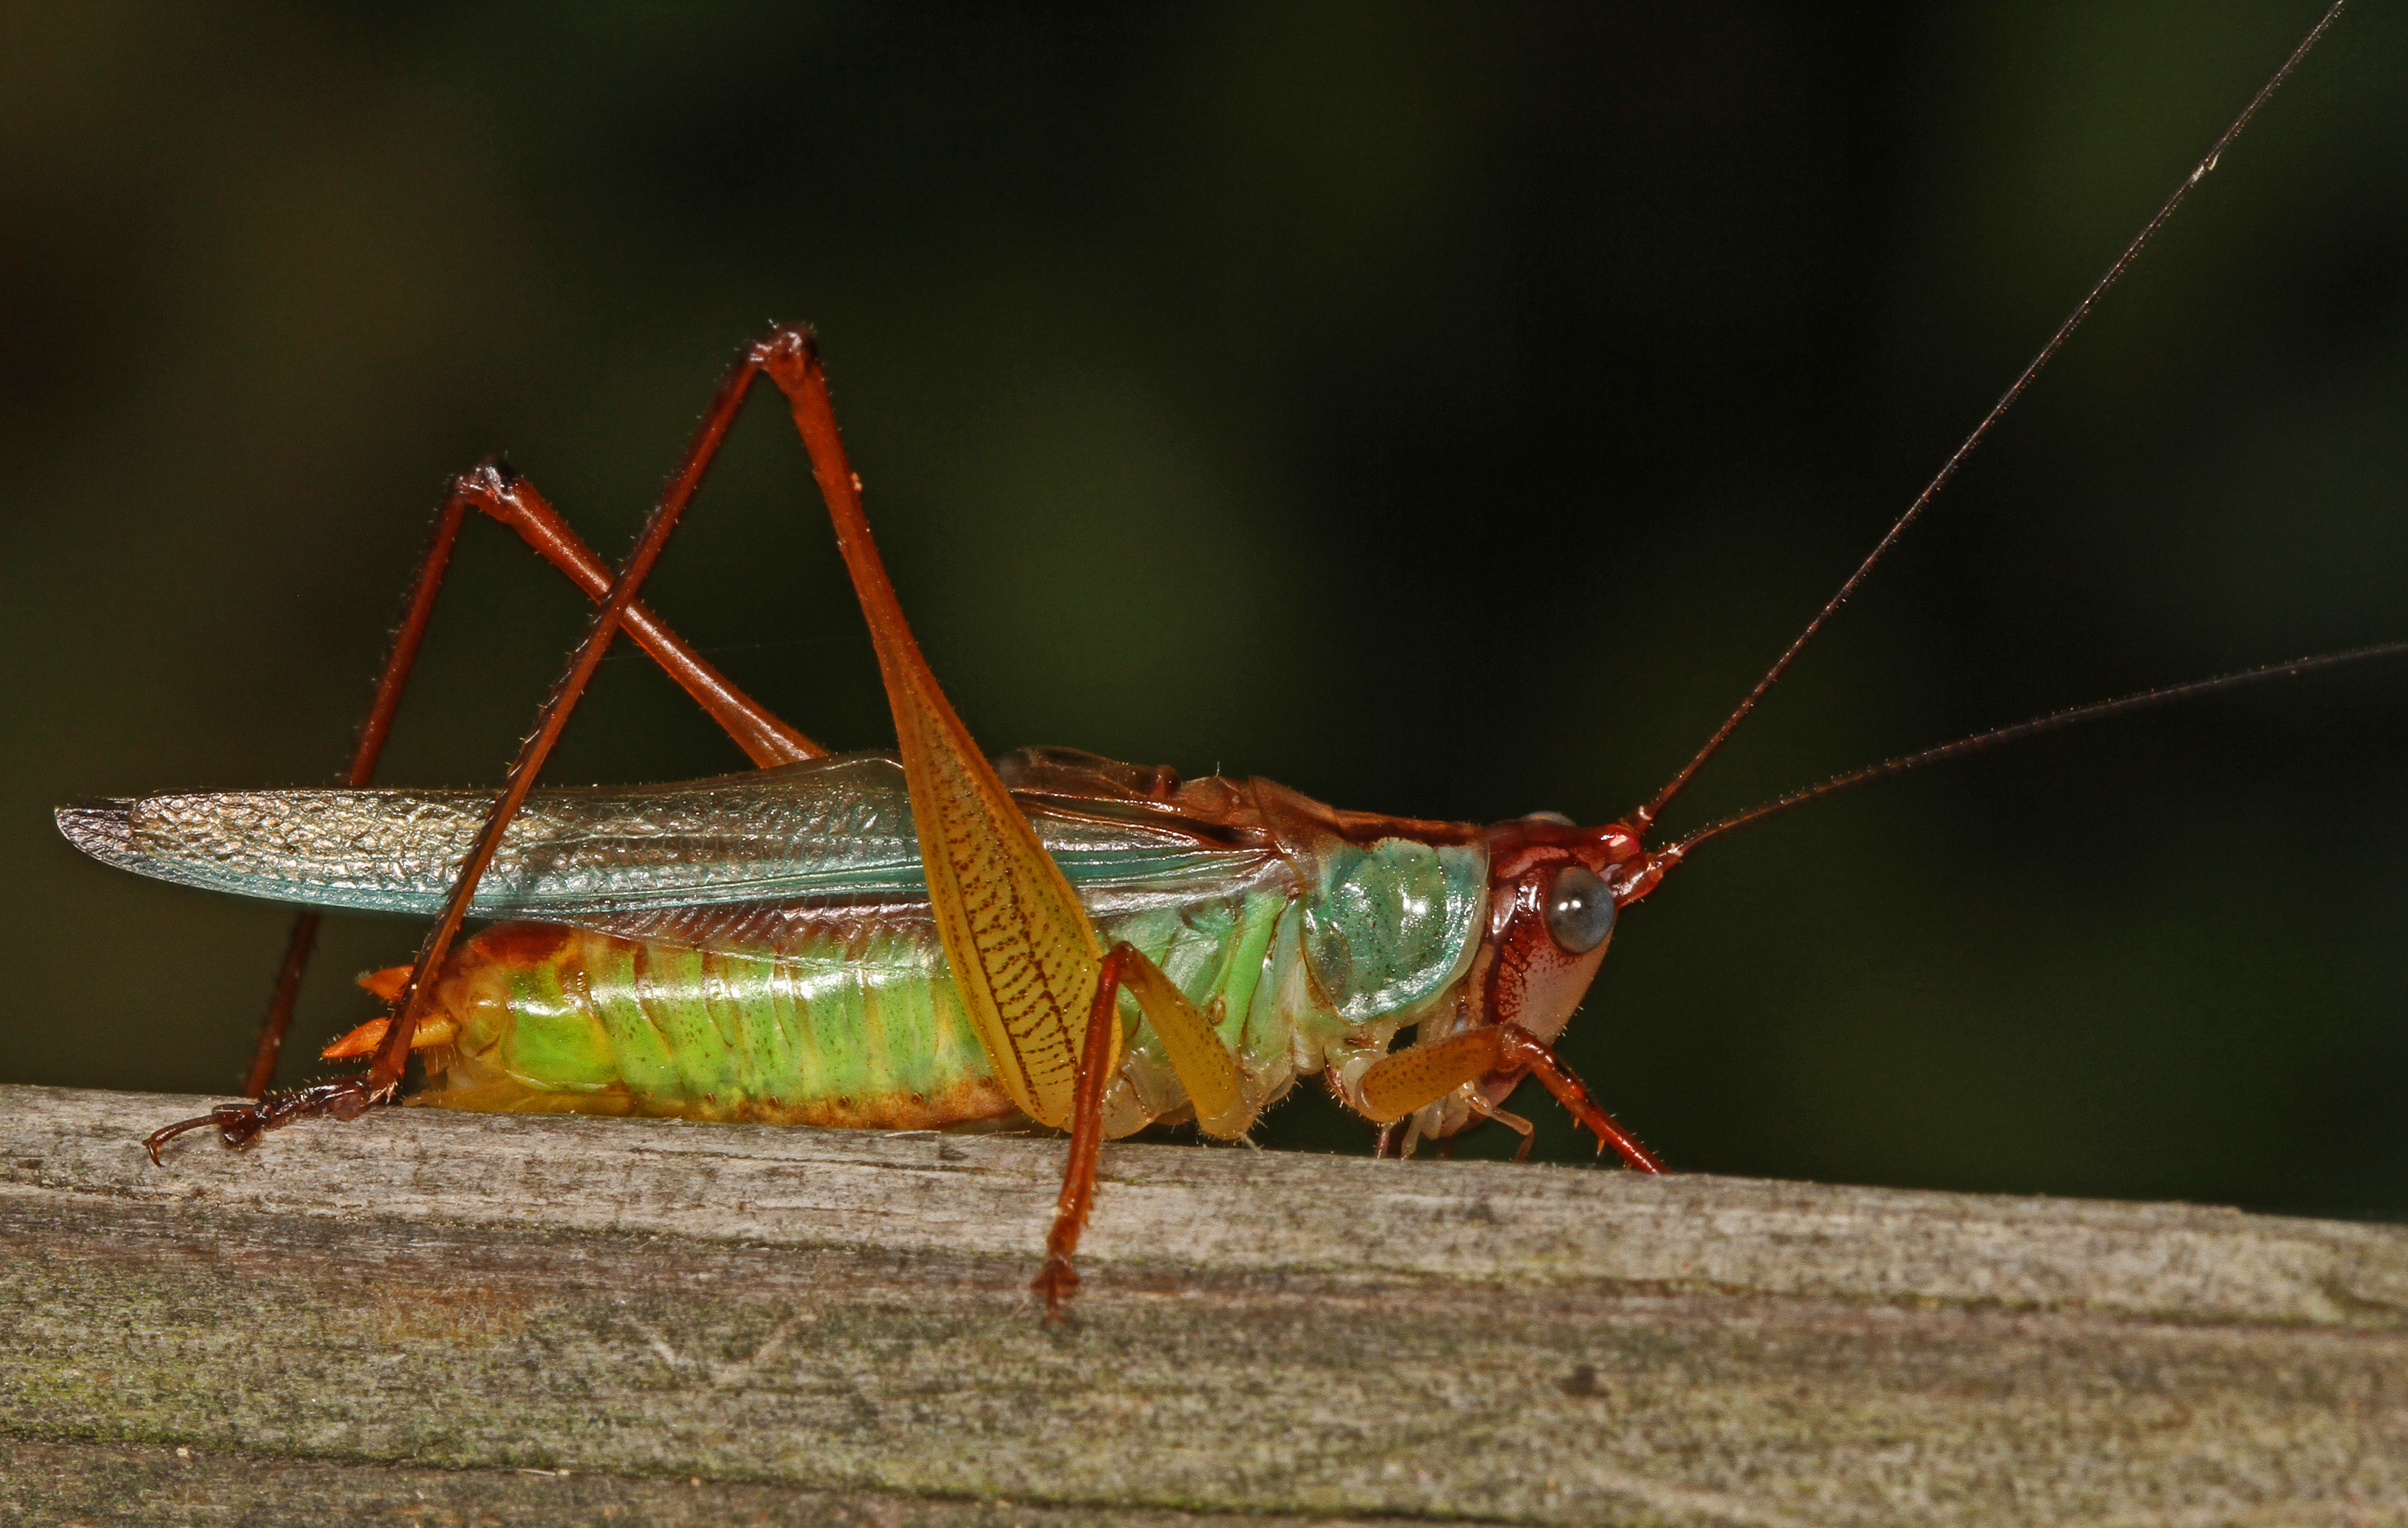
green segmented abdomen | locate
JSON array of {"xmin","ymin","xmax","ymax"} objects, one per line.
[
  {"xmin": 415, "ymin": 887, "xmax": 1313, "ymax": 1133},
  {"xmin": 421, "ymin": 919, "xmax": 1014, "ymax": 1128}
]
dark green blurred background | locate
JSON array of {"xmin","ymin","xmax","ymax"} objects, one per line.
[{"xmin": 3, "ymin": 3, "xmax": 2402, "ymax": 1216}]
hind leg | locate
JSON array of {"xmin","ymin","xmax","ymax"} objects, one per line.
[{"xmin": 236, "ymin": 460, "xmax": 825, "ymax": 1097}]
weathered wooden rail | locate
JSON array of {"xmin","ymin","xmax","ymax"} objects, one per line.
[{"xmin": 2, "ymin": 1083, "xmax": 2403, "ymax": 1525}]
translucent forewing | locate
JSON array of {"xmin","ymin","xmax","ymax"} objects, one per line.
[{"xmin": 54, "ymin": 756, "xmax": 1274, "ymax": 922}]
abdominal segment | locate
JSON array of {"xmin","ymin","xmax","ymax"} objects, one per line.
[
  {"xmin": 379, "ymin": 884, "xmax": 1333, "ymax": 1137},
  {"xmin": 407, "ymin": 920, "xmax": 1018, "ymax": 1129}
]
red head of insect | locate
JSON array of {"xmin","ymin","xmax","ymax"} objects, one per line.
[{"xmin": 1469, "ymin": 815, "xmax": 1645, "ymax": 1050}]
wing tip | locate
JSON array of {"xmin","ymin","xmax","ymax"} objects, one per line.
[{"xmin": 55, "ymin": 798, "xmax": 136, "ymax": 865}]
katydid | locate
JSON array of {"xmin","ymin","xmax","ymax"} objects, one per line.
[{"xmin": 57, "ymin": 1, "xmax": 2389, "ymax": 1313}]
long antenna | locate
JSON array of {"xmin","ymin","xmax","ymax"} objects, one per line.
[
  {"xmin": 1658, "ymin": 640, "xmax": 2408, "ymax": 864},
  {"xmin": 1631, "ymin": 0, "xmax": 2350, "ymax": 834}
]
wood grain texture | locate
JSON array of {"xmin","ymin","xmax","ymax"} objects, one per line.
[{"xmin": 3, "ymin": 1083, "xmax": 2404, "ymax": 1526}]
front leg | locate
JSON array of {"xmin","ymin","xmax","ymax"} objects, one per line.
[{"xmin": 1357, "ymin": 1023, "xmax": 1665, "ymax": 1173}]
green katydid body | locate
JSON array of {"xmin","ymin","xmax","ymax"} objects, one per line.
[
  {"xmin": 59, "ymin": 327, "xmax": 1656, "ymax": 1312},
  {"xmin": 59, "ymin": 747, "xmax": 1511, "ymax": 1142},
  {"xmin": 55, "ymin": 326, "xmax": 1664, "ymax": 1320}
]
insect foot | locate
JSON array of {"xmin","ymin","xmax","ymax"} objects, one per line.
[
  {"xmin": 1032, "ymin": 1254, "xmax": 1081, "ymax": 1321},
  {"xmin": 1487, "ymin": 1026, "xmax": 1668, "ymax": 1173},
  {"xmin": 142, "ymin": 1078, "xmax": 388, "ymax": 1165}
]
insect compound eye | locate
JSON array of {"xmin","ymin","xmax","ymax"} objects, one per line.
[{"xmin": 1542, "ymin": 863, "xmax": 1615, "ymax": 955}]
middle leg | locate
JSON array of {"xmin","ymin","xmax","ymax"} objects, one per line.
[{"xmin": 1031, "ymin": 938, "xmax": 1257, "ymax": 1317}]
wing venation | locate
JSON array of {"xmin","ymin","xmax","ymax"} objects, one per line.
[{"xmin": 57, "ymin": 751, "xmax": 1279, "ymax": 927}]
